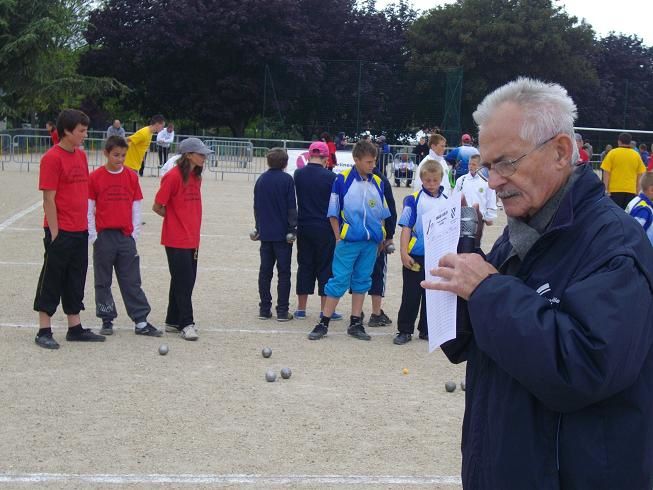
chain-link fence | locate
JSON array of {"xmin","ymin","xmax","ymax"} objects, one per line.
[{"xmin": 262, "ymin": 60, "xmax": 463, "ymax": 142}]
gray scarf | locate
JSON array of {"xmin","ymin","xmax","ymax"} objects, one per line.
[{"xmin": 506, "ymin": 168, "xmax": 580, "ymax": 263}]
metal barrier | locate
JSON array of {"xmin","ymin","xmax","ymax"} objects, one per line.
[
  {"xmin": 0, "ymin": 134, "xmax": 10, "ymax": 170},
  {"xmin": 11, "ymin": 134, "xmax": 52, "ymax": 171},
  {"xmin": 205, "ymin": 139, "xmax": 255, "ymax": 179},
  {"xmin": 390, "ymin": 152, "xmax": 418, "ymax": 187},
  {"xmin": 377, "ymin": 152, "xmax": 394, "ymax": 176}
]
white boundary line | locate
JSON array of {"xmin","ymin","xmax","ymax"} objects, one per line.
[
  {"xmin": 0, "ymin": 201, "xmax": 41, "ymax": 232},
  {"xmin": 0, "ymin": 322, "xmax": 394, "ymax": 336},
  {"xmin": 0, "ymin": 260, "xmax": 259, "ymax": 273},
  {"xmin": 0, "ymin": 472, "xmax": 461, "ymax": 485},
  {"xmin": 1, "ymin": 227, "xmax": 253, "ymax": 239}
]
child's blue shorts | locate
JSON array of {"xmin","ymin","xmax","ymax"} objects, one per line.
[{"xmin": 324, "ymin": 240, "xmax": 378, "ymax": 298}]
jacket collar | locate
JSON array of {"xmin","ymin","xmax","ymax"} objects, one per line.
[
  {"xmin": 639, "ymin": 192, "xmax": 653, "ymax": 208},
  {"xmin": 421, "ymin": 185, "xmax": 444, "ymax": 198},
  {"xmin": 351, "ymin": 165, "xmax": 373, "ymax": 181},
  {"xmin": 548, "ymin": 164, "xmax": 605, "ymax": 232}
]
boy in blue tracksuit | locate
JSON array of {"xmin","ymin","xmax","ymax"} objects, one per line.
[
  {"xmin": 308, "ymin": 140, "xmax": 391, "ymax": 341},
  {"xmin": 253, "ymin": 148, "xmax": 297, "ymax": 321},
  {"xmin": 626, "ymin": 172, "xmax": 653, "ymax": 245},
  {"xmin": 394, "ymin": 160, "xmax": 447, "ymax": 345}
]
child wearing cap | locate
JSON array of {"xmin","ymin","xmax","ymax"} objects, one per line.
[
  {"xmin": 88, "ymin": 136, "xmax": 162, "ymax": 337},
  {"xmin": 394, "ymin": 160, "xmax": 447, "ymax": 345},
  {"xmin": 253, "ymin": 148, "xmax": 297, "ymax": 321},
  {"xmin": 34, "ymin": 109, "xmax": 106, "ymax": 349},
  {"xmin": 307, "ymin": 140, "xmax": 391, "ymax": 342},
  {"xmin": 292, "ymin": 141, "xmax": 342, "ymax": 320},
  {"xmin": 444, "ymin": 133, "xmax": 480, "ymax": 178},
  {"xmin": 152, "ymin": 137, "xmax": 212, "ymax": 341}
]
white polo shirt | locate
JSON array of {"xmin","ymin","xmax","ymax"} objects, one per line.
[{"xmin": 455, "ymin": 171, "xmax": 497, "ymax": 222}]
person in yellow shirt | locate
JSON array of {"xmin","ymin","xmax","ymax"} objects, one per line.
[
  {"xmin": 124, "ymin": 114, "xmax": 165, "ymax": 175},
  {"xmin": 601, "ymin": 132, "xmax": 647, "ymax": 209}
]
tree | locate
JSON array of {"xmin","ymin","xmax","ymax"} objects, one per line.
[
  {"xmin": 407, "ymin": 0, "xmax": 599, "ymax": 132},
  {"xmin": 0, "ymin": 0, "xmax": 122, "ymax": 121},
  {"xmin": 82, "ymin": 0, "xmax": 316, "ymax": 136},
  {"xmin": 583, "ymin": 34, "xmax": 653, "ymax": 129},
  {"xmin": 266, "ymin": 0, "xmax": 420, "ymax": 138}
]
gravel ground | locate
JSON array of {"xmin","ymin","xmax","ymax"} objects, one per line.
[{"xmin": 0, "ymin": 167, "xmax": 507, "ymax": 489}]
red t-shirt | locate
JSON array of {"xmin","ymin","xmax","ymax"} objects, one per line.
[
  {"xmin": 155, "ymin": 166, "xmax": 202, "ymax": 249},
  {"xmin": 327, "ymin": 141, "xmax": 337, "ymax": 169},
  {"xmin": 39, "ymin": 145, "xmax": 89, "ymax": 232},
  {"xmin": 50, "ymin": 129, "xmax": 60, "ymax": 146},
  {"xmin": 578, "ymin": 148, "xmax": 590, "ymax": 164},
  {"xmin": 89, "ymin": 166, "xmax": 143, "ymax": 236}
]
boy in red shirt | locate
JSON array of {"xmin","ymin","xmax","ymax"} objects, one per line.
[
  {"xmin": 34, "ymin": 109, "xmax": 105, "ymax": 349},
  {"xmin": 153, "ymin": 138, "xmax": 212, "ymax": 341},
  {"xmin": 88, "ymin": 136, "xmax": 162, "ymax": 337}
]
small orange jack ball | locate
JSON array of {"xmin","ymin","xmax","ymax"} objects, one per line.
[{"xmin": 402, "ymin": 368, "xmax": 409, "ymax": 375}]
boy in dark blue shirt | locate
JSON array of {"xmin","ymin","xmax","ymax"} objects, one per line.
[
  {"xmin": 293, "ymin": 142, "xmax": 342, "ymax": 320},
  {"xmin": 253, "ymin": 148, "xmax": 297, "ymax": 321},
  {"xmin": 366, "ymin": 166, "xmax": 397, "ymax": 327}
]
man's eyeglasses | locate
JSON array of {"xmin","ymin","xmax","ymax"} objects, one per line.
[{"xmin": 481, "ymin": 135, "xmax": 557, "ymax": 177}]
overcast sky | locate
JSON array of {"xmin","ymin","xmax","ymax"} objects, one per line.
[{"xmin": 376, "ymin": 0, "xmax": 653, "ymax": 46}]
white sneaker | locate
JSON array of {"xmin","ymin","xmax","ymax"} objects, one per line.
[{"xmin": 181, "ymin": 324, "xmax": 199, "ymax": 341}]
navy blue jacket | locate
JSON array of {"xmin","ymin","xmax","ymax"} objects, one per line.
[
  {"xmin": 294, "ymin": 163, "xmax": 335, "ymax": 232},
  {"xmin": 374, "ymin": 168, "xmax": 397, "ymax": 240},
  {"xmin": 253, "ymin": 168, "xmax": 297, "ymax": 241},
  {"xmin": 443, "ymin": 165, "xmax": 653, "ymax": 489}
]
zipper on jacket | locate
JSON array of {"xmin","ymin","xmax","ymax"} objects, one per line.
[
  {"xmin": 556, "ymin": 413, "xmax": 562, "ymax": 471},
  {"xmin": 362, "ymin": 180, "xmax": 370, "ymax": 240}
]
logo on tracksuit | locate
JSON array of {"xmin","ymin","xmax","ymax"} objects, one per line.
[{"xmin": 537, "ymin": 282, "xmax": 560, "ymax": 304}]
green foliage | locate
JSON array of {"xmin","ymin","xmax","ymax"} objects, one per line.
[
  {"xmin": 586, "ymin": 34, "xmax": 653, "ymax": 128},
  {"xmin": 75, "ymin": 0, "xmax": 653, "ymax": 137},
  {"xmin": 407, "ymin": 0, "xmax": 599, "ymax": 130},
  {"xmin": 0, "ymin": 0, "xmax": 125, "ymax": 119}
]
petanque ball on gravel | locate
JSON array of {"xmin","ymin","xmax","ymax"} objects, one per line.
[
  {"xmin": 262, "ymin": 347, "xmax": 272, "ymax": 358},
  {"xmin": 461, "ymin": 380, "xmax": 466, "ymax": 391},
  {"xmin": 265, "ymin": 370, "xmax": 277, "ymax": 382},
  {"xmin": 158, "ymin": 344, "xmax": 169, "ymax": 356},
  {"xmin": 280, "ymin": 367, "xmax": 292, "ymax": 379},
  {"xmin": 445, "ymin": 381, "xmax": 456, "ymax": 393}
]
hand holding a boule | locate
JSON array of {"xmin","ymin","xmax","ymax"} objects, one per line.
[
  {"xmin": 401, "ymin": 251, "xmax": 415, "ymax": 270},
  {"xmin": 421, "ymin": 253, "xmax": 497, "ymax": 300}
]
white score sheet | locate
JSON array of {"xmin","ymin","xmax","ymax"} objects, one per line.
[{"xmin": 422, "ymin": 190, "xmax": 461, "ymax": 352}]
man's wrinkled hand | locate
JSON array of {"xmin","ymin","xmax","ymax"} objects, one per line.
[{"xmin": 421, "ymin": 253, "xmax": 498, "ymax": 300}]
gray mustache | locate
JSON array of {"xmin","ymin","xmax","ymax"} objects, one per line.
[{"xmin": 497, "ymin": 190, "xmax": 521, "ymax": 199}]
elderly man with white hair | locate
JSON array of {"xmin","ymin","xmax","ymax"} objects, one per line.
[{"xmin": 424, "ymin": 78, "xmax": 653, "ymax": 489}]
